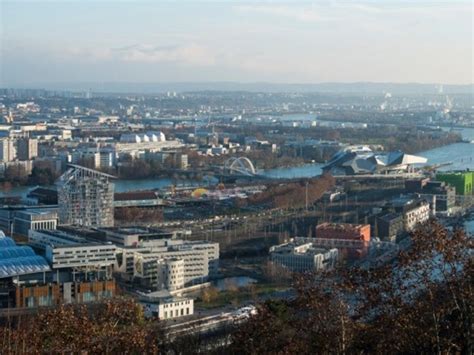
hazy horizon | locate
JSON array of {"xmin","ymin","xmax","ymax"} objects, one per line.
[{"xmin": 1, "ymin": 1, "xmax": 473, "ymax": 87}]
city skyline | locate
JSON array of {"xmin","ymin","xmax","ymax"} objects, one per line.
[{"xmin": 1, "ymin": 1, "xmax": 472, "ymax": 87}]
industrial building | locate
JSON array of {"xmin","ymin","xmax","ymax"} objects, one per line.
[
  {"xmin": 270, "ymin": 239, "xmax": 338, "ymax": 272},
  {"xmin": 57, "ymin": 164, "xmax": 115, "ymax": 227}
]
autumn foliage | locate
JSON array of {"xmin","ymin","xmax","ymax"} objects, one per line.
[
  {"xmin": 247, "ymin": 174, "xmax": 335, "ymax": 209},
  {"xmin": 230, "ymin": 221, "xmax": 473, "ymax": 354},
  {"xmin": 0, "ymin": 298, "xmax": 164, "ymax": 354}
]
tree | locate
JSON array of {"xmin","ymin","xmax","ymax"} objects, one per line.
[
  {"xmin": 229, "ymin": 221, "xmax": 473, "ymax": 354},
  {"xmin": 3, "ymin": 164, "xmax": 28, "ymax": 185},
  {"xmin": 0, "ymin": 298, "xmax": 165, "ymax": 354},
  {"xmin": 349, "ymin": 221, "xmax": 473, "ymax": 354}
]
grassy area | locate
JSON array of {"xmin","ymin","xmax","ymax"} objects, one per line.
[{"xmin": 195, "ymin": 283, "xmax": 290, "ymax": 310}]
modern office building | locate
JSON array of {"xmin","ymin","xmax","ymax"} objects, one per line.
[
  {"xmin": 270, "ymin": 239, "xmax": 338, "ymax": 272},
  {"xmin": 12, "ymin": 209, "xmax": 58, "ymax": 237},
  {"xmin": 97, "ymin": 226, "xmax": 178, "ymax": 247},
  {"xmin": 437, "ymin": 171, "xmax": 473, "ymax": 195},
  {"xmin": 0, "ymin": 231, "xmax": 116, "ymax": 309},
  {"xmin": 156, "ymin": 258, "xmax": 185, "ymax": 291},
  {"xmin": 29, "ymin": 229, "xmax": 116, "ymax": 280},
  {"xmin": 29, "ymin": 229, "xmax": 87, "ymax": 249},
  {"xmin": 45, "ymin": 244, "xmax": 116, "ymax": 272},
  {"xmin": 115, "ymin": 239, "xmax": 219, "ymax": 291},
  {"xmin": 0, "ymin": 206, "xmax": 58, "ymax": 237},
  {"xmin": 57, "ymin": 164, "xmax": 115, "ymax": 227}
]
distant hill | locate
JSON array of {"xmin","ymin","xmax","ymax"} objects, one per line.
[{"xmin": 7, "ymin": 81, "xmax": 474, "ymax": 95}]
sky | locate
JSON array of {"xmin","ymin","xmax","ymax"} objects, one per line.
[{"xmin": 0, "ymin": 1, "xmax": 472, "ymax": 87}]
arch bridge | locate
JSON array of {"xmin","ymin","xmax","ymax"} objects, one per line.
[{"xmin": 223, "ymin": 157, "xmax": 257, "ymax": 176}]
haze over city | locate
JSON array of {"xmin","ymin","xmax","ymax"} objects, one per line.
[
  {"xmin": 1, "ymin": 0, "xmax": 472, "ymax": 88},
  {"xmin": 0, "ymin": 1, "xmax": 473, "ymax": 354}
]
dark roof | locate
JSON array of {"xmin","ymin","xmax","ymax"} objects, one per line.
[{"xmin": 114, "ymin": 191, "xmax": 159, "ymax": 201}]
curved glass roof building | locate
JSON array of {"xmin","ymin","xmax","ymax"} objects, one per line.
[{"xmin": 0, "ymin": 232, "xmax": 51, "ymax": 278}]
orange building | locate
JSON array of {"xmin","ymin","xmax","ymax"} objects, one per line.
[
  {"xmin": 14, "ymin": 280, "xmax": 116, "ymax": 308},
  {"xmin": 316, "ymin": 223, "xmax": 371, "ymax": 242}
]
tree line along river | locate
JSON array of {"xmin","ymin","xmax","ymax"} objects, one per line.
[{"xmin": 1, "ymin": 127, "xmax": 473, "ymax": 196}]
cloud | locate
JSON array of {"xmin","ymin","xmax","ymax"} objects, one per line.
[
  {"xmin": 110, "ymin": 43, "xmax": 216, "ymax": 66},
  {"xmin": 234, "ymin": 4, "xmax": 334, "ymax": 23},
  {"xmin": 234, "ymin": 2, "xmax": 472, "ymax": 23},
  {"xmin": 56, "ymin": 43, "xmax": 216, "ymax": 66}
]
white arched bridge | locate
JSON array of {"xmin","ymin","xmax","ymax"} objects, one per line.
[{"xmin": 223, "ymin": 157, "xmax": 257, "ymax": 176}]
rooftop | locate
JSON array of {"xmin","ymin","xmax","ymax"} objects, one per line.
[
  {"xmin": 316, "ymin": 223, "xmax": 369, "ymax": 231},
  {"xmin": 0, "ymin": 233, "xmax": 50, "ymax": 278}
]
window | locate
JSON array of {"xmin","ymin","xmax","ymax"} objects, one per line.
[{"xmin": 26, "ymin": 296, "xmax": 35, "ymax": 308}]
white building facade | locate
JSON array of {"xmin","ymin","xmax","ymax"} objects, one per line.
[{"xmin": 270, "ymin": 240, "xmax": 338, "ymax": 272}]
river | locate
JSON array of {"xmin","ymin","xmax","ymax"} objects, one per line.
[{"xmin": 1, "ymin": 126, "xmax": 473, "ymax": 197}]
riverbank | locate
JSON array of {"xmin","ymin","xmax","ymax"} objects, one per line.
[{"xmin": 1, "ymin": 126, "xmax": 473, "ymax": 198}]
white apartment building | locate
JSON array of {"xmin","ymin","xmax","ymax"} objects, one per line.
[
  {"xmin": 270, "ymin": 240, "xmax": 339, "ymax": 272},
  {"xmin": 0, "ymin": 138, "xmax": 15, "ymax": 162},
  {"xmin": 403, "ymin": 201, "xmax": 430, "ymax": 231},
  {"xmin": 71, "ymin": 149, "xmax": 101, "ymax": 168}
]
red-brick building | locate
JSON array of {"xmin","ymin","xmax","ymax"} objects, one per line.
[
  {"xmin": 316, "ymin": 223, "xmax": 371, "ymax": 241},
  {"xmin": 316, "ymin": 223, "xmax": 371, "ymax": 259}
]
